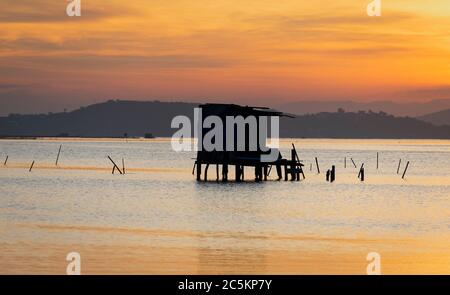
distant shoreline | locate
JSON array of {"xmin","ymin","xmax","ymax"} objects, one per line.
[
  {"xmin": 0, "ymin": 136, "xmax": 163, "ymax": 141},
  {"xmin": 1, "ymin": 136, "xmax": 450, "ymax": 141}
]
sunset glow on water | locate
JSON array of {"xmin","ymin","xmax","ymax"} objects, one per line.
[{"xmin": 1, "ymin": 138, "xmax": 449, "ymax": 274}]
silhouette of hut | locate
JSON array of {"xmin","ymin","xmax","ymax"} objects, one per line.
[{"xmin": 194, "ymin": 103, "xmax": 303, "ymax": 182}]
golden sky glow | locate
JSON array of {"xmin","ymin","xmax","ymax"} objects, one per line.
[{"xmin": 1, "ymin": 0, "xmax": 450, "ymax": 114}]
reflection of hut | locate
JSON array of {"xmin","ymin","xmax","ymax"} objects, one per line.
[{"xmin": 194, "ymin": 103, "xmax": 304, "ymax": 182}]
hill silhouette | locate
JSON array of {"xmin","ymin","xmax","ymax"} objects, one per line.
[
  {"xmin": 276, "ymin": 99, "xmax": 450, "ymax": 117},
  {"xmin": 279, "ymin": 109, "xmax": 450, "ymax": 139},
  {"xmin": 0, "ymin": 100, "xmax": 198, "ymax": 138},
  {"xmin": 1, "ymin": 100, "xmax": 449, "ymax": 139},
  {"xmin": 417, "ymin": 108, "xmax": 450, "ymax": 126}
]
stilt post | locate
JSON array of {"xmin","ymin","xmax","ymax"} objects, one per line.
[
  {"xmin": 196, "ymin": 161, "xmax": 202, "ymax": 181},
  {"xmin": 204, "ymin": 164, "xmax": 210, "ymax": 181},
  {"xmin": 216, "ymin": 164, "xmax": 219, "ymax": 182}
]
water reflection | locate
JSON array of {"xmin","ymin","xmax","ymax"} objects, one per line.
[{"xmin": 0, "ymin": 138, "xmax": 449, "ymax": 274}]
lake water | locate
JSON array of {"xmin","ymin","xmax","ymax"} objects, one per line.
[{"xmin": 0, "ymin": 138, "xmax": 449, "ymax": 274}]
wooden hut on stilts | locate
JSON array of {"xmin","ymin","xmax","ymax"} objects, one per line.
[{"xmin": 193, "ymin": 103, "xmax": 304, "ymax": 182}]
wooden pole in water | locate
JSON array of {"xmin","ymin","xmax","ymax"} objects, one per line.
[
  {"xmin": 267, "ymin": 165, "xmax": 272, "ymax": 176},
  {"xmin": 4, "ymin": 155, "xmax": 8, "ymax": 166},
  {"xmin": 397, "ymin": 159, "xmax": 402, "ymax": 174},
  {"xmin": 344, "ymin": 157, "xmax": 346, "ymax": 168},
  {"xmin": 358, "ymin": 163, "xmax": 365, "ymax": 179},
  {"xmin": 107, "ymin": 156, "xmax": 123, "ymax": 174},
  {"xmin": 29, "ymin": 160, "xmax": 35, "ymax": 172},
  {"xmin": 196, "ymin": 162, "xmax": 202, "ymax": 181},
  {"xmin": 284, "ymin": 164, "xmax": 288, "ymax": 181},
  {"xmin": 122, "ymin": 158, "xmax": 125, "ymax": 174},
  {"xmin": 192, "ymin": 162, "xmax": 196, "ymax": 175},
  {"xmin": 315, "ymin": 157, "xmax": 320, "ymax": 174},
  {"xmin": 216, "ymin": 164, "xmax": 219, "ymax": 182},
  {"xmin": 204, "ymin": 164, "xmax": 209, "ymax": 181},
  {"xmin": 292, "ymin": 144, "xmax": 301, "ymax": 163},
  {"xmin": 310, "ymin": 163, "xmax": 312, "ymax": 171},
  {"xmin": 235, "ymin": 165, "xmax": 241, "ymax": 182},
  {"xmin": 291, "ymin": 149, "xmax": 296, "ymax": 180},
  {"xmin": 264, "ymin": 165, "xmax": 268, "ymax": 181},
  {"xmin": 376, "ymin": 152, "xmax": 379, "ymax": 170},
  {"xmin": 351, "ymin": 158, "xmax": 357, "ymax": 168},
  {"xmin": 222, "ymin": 163, "xmax": 228, "ymax": 182},
  {"xmin": 331, "ymin": 165, "xmax": 335, "ymax": 182},
  {"xmin": 402, "ymin": 161, "xmax": 410, "ymax": 179},
  {"xmin": 55, "ymin": 144, "xmax": 62, "ymax": 166}
]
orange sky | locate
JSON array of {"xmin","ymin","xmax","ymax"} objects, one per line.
[{"xmin": 1, "ymin": 0, "xmax": 450, "ymax": 114}]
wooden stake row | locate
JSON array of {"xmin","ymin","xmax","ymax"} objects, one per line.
[{"xmin": 4, "ymin": 149, "xmax": 409, "ymax": 180}]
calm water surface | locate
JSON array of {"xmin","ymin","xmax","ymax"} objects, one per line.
[{"xmin": 0, "ymin": 138, "xmax": 449, "ymax": 274}]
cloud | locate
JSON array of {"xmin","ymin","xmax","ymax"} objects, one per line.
[
  {"xmin": 232, "ymin": 10, "xmax": 428, "ymax": 45},
  {"xmin": 279, "ymin": 12, "xmax": 414, "ymax": 28},
  {"xmin": 0, "ymin": 1, "xmax": 449, "ymax": 116},
  {"xmin": 0, "ymin": 54, "xmax": 235, "ymax": 72},
  {"xmin": 240, "ymin": 8, "xmax": 416, "ymax": 28},
  {"xmin": 0, "ymin": 38, "xmax": 62, "ymax": 51},
  {"xmin": 0, "ymin": 0, "xmax": 134, "ymax": 23},
  {"xmin": 223, "ymin": 10, "xmax": 435, "ymax": 59}
]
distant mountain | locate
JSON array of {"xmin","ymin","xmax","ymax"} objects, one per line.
[
  {"xmin": 417, "ymin": 109, "xmax": 450, "ymax": 126},
  {"xmin": 1, "ymin": 100, "xmax": 449, "ymax": 139},
  {"xmin": 0, "ymin": 100, "xmax": 198, "ymax": 138},
  {"xmin": 276, "ymin": 99, "xmax": 450, "ymax": 117},
  {"xmin": 279, "ymin": 111, "xmax": 450, "ymax": 139}
]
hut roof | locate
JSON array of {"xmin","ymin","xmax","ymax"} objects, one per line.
[{"xmin": 199, "ymin": 103, "xmax": 290, "ymax": 117}]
